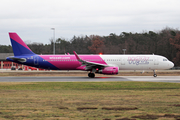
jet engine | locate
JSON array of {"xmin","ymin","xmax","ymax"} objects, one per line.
[{"xmin": 97, "ymin": 67, "xmax": 119, "ymax": 75}]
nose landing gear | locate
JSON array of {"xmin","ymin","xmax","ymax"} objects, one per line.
[
  {"xmin": 153, "ymin": 70, "xmax": 157, "ymax": 77},
  {"xmin": 153, "ymin": 74, "xmax": 157, "ymax": 77}
]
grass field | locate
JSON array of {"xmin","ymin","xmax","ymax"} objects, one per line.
[{"xmin": 0, "ymin": 82, "xmax": 180, "ymax": 120}]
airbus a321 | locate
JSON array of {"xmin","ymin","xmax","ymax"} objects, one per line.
[{"xmin": 6, "ymin": 33, "xmax": 174, "ymax": 78}]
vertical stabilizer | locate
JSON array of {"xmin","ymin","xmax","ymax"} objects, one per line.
[{"xmin": 9, "ymin": 33, "xmax": 35, "ymax": 56}]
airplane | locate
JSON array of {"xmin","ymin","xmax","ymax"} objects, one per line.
[{"xmin": 6, "ymin": 32, "xmax": 174, "ymax": 78}]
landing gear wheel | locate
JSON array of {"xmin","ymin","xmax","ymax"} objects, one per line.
[
  {"xmin": 88, "ymin": 73, "xmax": 91, "ymax": 77},
  {"xmin": 153, "ymin": 74, "xmax": 157, "ymax": 77},
  {"xmin": 88, "ymin": 73, "xmax": 95, "ymax": 78},
  {"xmin": 153, "ymin": 70, "xmax": 157, "ymax": 77}
]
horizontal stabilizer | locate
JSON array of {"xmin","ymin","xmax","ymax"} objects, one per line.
[{"xmin": 7, "ymin": 57, "xmax": 26, "ymax": 63}]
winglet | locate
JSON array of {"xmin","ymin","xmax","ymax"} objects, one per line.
[{"xmin": 73, "ymin": 51, "xmax": 81, "ymax": 60}]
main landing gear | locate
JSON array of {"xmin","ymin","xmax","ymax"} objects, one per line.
[
  {"xmin": 153, "ymin": 70, "xmax": 157, "ymax": 77},
  {"xmin": 88, "ymin": 73, "xmax": 95, "ymax": 78}
]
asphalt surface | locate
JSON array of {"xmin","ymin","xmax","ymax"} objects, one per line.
[{"xmin": 0, "ymin": 76, "xmax": 179, "ymax": 83}]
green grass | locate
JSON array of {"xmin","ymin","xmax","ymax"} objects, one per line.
[
  {"xmin": 0, "ymin": 82, "xmax": 180, "ymax": 120},
  {"xmin": 0, "ymin": 82, "xmax": 179, "ymax": 90}
]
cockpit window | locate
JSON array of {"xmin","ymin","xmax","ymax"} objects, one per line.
[{"xmin": 163, "ymin": 59, "xmax": 167, "ymax": 61}]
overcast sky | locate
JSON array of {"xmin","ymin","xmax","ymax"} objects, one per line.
[{"xmin": 0, "ymin": 0, "xmax": 180, "ymax": 45}]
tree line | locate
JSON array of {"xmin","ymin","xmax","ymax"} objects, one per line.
[{"xmin": 1, "ymin": 27, "xmax": 180, "ymax": 66}]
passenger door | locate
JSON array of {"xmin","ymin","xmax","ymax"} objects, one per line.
[
  {"xmin": 154, "ymin": 57, "xmax": 159, "ymax": 65},
  {"xmin": 121, "ymin": 58, "xmax": 125, "ymax": 65}
]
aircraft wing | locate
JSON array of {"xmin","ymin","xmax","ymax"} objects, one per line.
[{"xmin": 73, "ymin": 51, "xmax": 109, "ymax": 70}]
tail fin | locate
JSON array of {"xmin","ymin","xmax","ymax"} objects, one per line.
[{"xmin": 9, "ymin": 32, "xmax": 35, "ymax": 56}]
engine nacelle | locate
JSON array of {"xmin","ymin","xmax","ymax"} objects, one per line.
[{"xmin": 97, "ymin": 67, "xmax": 119, "ymax": 75}]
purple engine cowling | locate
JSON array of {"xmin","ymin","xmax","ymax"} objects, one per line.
[{"xmin": 97, "ymin": 67, "xmax": 119, "ymax": 75}]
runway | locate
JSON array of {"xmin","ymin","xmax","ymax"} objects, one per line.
[{"xmin": 0, "ymin": 76, "xmax": 179, "ymax": 83}]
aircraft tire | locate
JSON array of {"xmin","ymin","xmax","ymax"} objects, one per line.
[
  {"xmin": 88, "ymin": 73, "xmax": 95, "ymax": 78},
  {"xmin": 88, "ymin": 73, "xmax": 91, "ymax": 77},
  {"xmin": 91, "ymin": 73, "xmax": 95, "ymax": 78},
  {"xmin": 153, "ymin": 74, "xmax": 157, "ymax": 77}
]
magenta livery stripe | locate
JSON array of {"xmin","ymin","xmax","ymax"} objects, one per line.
[
  {"xmin": 9, "ymin": 33, "xmax": 32, "ymax": 51},
  {"xmin": 40, "ymin": 55, "xmax": 107, "ymax": 70}
]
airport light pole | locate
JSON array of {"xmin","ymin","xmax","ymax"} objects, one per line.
[
  {"xmin": 122, "ymin": 49, "xmax": 126, "ymax": 55},
  {"xmin": 51, "ymin": 28, "xmax": 55, "ymax": 55}
]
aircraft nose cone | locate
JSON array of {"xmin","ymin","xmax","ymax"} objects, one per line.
[{"xmin": 169, "ymin": 61, "xmax": 174, "ymax": 68}]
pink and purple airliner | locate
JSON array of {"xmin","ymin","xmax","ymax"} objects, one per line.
[{"xmin": 6, "ymin": 33, "xmax": 174, "ymax": 78}]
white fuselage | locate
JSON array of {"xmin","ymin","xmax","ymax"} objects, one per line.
[{"xmin": 100, "ymin": 54, "xmax": 174, "ymax": 70}]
